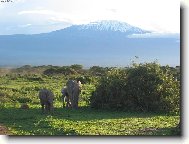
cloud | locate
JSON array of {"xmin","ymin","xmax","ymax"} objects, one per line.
[
  {"xmin": 18, "ymin": 23, "xmax": 32, "ymax": 27},
  {"xmin": 127, "ymin": 32, "xmax": 180, "ymax": 38},
  {"xmin": 18, "ymin": 10, "xmax": 57, "ymax": 15},
  {"xmin": 0, "ymin": 0, "xmax": 180, "ymax": 35},
  {"xmin": 106, "ymin": 8, "xmax": 118, "ymax": 13},
  {"xmin": 18, "ymin": 9, "xmax": 74, "ymax": 23}
]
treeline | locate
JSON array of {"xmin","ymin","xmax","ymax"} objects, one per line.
[
  {"xmin": 0, "ymin": 64, "xmax": 180, "ymax": 78},
  {"xmin": 42, "ymin": 65, "xmax": 118, "ymax": 76},
  {"xmin": 0, "ymin": 64, "xmax": 116, "ymax": 77}
]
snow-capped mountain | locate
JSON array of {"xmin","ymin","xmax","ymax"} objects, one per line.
[
  {"xmin": 48, "ymin": 20, "xmax": 150, "ymax": 37},
  {"xmin": 77, "ymin": 20, "xmax": 149, "ymax": 34},
  {"xmin": 0, "ymin": 20, "xmax": 180, "ymax": 67},
  {"xmin": 49, "ymin": 20, "xmax": 178, "ymax": 38}
]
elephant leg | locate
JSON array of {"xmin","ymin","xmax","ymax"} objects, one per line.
[
  {"xmin": 50, "ymin": 102, "xmax": 54, "ymax": 113},
  {"xmin": 73, "ymin": 92, "xmax": 79, "ymax": 109},
  {"xmin": 62, "ymin": 95, "xmax": 65, "ymax": 108},
  {"xmin": 75, "ymin": 96, "xmax": 79, "ymax": 109},
  {"xmin": 72, "ymin": 96, "xmax": 76, "ymax": 109},
  {"xmin": 41, "ymin": 104, "xmax": 45, "ymax": 113},
  {"xmin": 48, "ymin": 103, "xmax": 51, "ymax": 112},
  {"xmin": 70, "ymin": 95, "xmax": 74, "ymax": 109},
  {"xmin": 45, "ymin": 103, "xmax": 50, "ymax": 112}
]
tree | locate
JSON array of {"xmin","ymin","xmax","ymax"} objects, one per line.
[
  {"xmin": 70, "ymin": 64, "xmax": 83, "ymax": 72},
  {"xmin": 90, "ymin": 62, "xmax": 180, "ymax": 114},
  {"xmin": 89, "ymin": 66, "xmax": 107, "ymax": 76}
]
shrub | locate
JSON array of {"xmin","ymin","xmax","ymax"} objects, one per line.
[
  {"xmin": 16, "ymin": 97, "xmax": 32, "ymax": 104},
  {"xmin": 125, "ymin": 63, "xmax": 180, "ymax": 113},
  {"xmin": 90, "ymin": 68, "xmax": 128, "ymax": 110},
  {"xmin": 90, "ymin": 62, "xmax": 180, "ymax": 114}
]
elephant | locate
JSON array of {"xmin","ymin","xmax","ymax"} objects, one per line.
[
  {"xmin": 61, "ymin": 87, "xmax": 71, "ymax": 108},
  {"xmin": 39, "ymin": 88, "xmax": 54, "ymax": 113},
  {"xmin": 62, "ymin": 80, "xmax": 81, "ymax": 109}
]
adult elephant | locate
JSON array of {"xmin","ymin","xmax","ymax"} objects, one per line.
[{"xmin": 66, "ymin": 80, "xmax": 81, "ymax": 109}]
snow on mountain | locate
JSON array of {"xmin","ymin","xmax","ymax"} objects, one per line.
[
  {"xmin": 56, "ymin": 20, "xmax": 179, "ymax": 39},
  {"xmin": 38, "ymin": 20, "xmax": 179, "ymax": 38},
  {"xmin": 73, "ymin": 20, "xmax": 150, "ymax": 34}
]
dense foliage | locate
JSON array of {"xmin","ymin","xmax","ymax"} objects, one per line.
[{"xmin": 90, "ymin": 63, "xmax": 180, "ymax": 114}]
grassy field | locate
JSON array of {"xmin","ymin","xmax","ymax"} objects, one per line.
[
  {"xmin": 0, "ymin": 73, "xmax": 180, "ymax": 135},
  {"xmin": 0, "ymin": 107, "xmax": 179, "ymax": 135}
]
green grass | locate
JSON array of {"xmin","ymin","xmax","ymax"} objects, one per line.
[
  {"xmin": 0, "ymin": 107, "xmax": 180, "ymax": 135},
  {"xmin": 0, "ymin": 74, "xmax": 181, "ymax": 135}
]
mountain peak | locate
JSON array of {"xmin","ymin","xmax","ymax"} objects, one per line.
[{"xmin": 77, "ymin": 20, "xmax": 148, "ymax": 34}]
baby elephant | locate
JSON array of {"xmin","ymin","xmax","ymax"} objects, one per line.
[
  {"xmin": 39, "ymin": 89, "xmax": 54, "ymax": 113},
  {"xmin": 61, "ymin": 87, "xmax": 71, "ymax": 108}
]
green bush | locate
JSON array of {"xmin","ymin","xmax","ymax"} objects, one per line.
[
  {"xmin": 90, "ymin": 68, "xmax": 128, "ymax": 110},
  {"xmin": 16, "ymin": 97, "xmax": 32, "ymax": 104},
  {"xmin": 90, "ymin": 62, "xmax": 180, "ymax": 114}
]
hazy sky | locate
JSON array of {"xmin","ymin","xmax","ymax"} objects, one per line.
[{"xmin": 0, "ymin": 0, "xmax": 180, "ymax": 35}]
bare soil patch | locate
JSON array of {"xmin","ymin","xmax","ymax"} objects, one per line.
[{"xmin": 0, "ymin": 124, "xmax": 9, "ymax": 135}]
